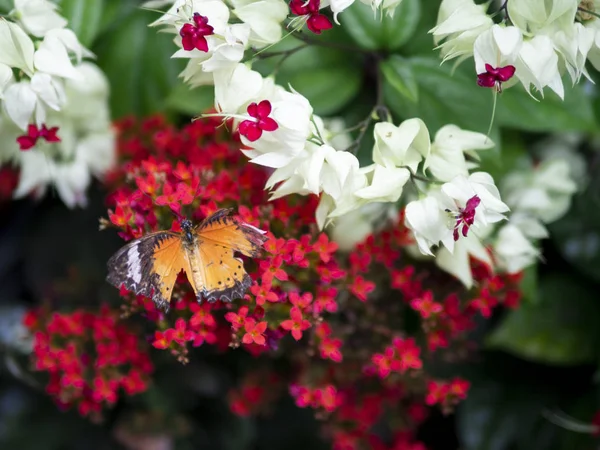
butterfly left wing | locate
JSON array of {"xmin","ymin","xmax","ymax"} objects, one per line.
[
  {"xmin": 194, "ymin": 209, "xmax": 267, "ymax": 302},
  {"xmin": 107, "ymin": 231, "xmax": 189, "ymax": 311}
]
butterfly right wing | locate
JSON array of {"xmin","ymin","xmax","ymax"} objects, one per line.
[{"xmin": 106, "ymin": 231, "xmax": 190, "ymax": 311}]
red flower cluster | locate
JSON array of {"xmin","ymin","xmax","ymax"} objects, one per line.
[
  {"xmin": 19, "ymin": 114, "xmax": 526, "ymax": 448},
  {"xmin": 23, "ymin": 305, "xmax": 153, "ymax": 419}
]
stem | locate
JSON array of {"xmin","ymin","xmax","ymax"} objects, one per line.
[
  {"xmin": 344, "ymin": 60, "xmax": 388, "ymax": 154},
  {"xmin": 578, "ymin": 7, "xmax": 600, "ymax": 20}
]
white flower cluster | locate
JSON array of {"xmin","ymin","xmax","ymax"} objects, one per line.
[
  {"xmin": 0, "ymin": 0, "xmax": 115, "ymax": 208},
  {"xmin": 493, "ymin": 135, "xmax": 582, "ymax": 274},
  {"xmin": 431, "ymin": 0, "xmax": 600, "ymax": 99}
]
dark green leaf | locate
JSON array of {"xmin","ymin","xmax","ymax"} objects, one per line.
[
  {"xmin": 94, "ymin": 8, "xmax": 185, "ymax": 118},
  {"xmin": 340, "ymin": 0, "xmax": 421, "ymax": 51},
  {"xmin": 381, "ymin": 55, "xmax": 418, "ymax": 103},
  {"xmin": 56, "ymin": 0, "xmax": 105, "ymax": 47},
  {"xmin": 383, "ymin": 56, "xmax": 492, "ymax": 134},
  {"xmin": 256, "ymin": 41, "xmax": 363, "ymax": 116},
  {"xmin": 549, "ymin": 174, "xmax": 600, "ymax": 283},
  {"xmin": 166, "ymin": 84, "xmax": 214, "ymax": 117},
  {"xmin": 497, "ymin": 82, "xmax": 596, "ymax": 132},
  {"xmin": 486, "ymin": 273, "xmax": 600, "ymax": 365},
  {"xmin": 458, "ymin": 376, "xmax": 560, "ymax": 450}
]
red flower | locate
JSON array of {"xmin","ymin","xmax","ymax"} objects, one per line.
[
  {"xmin": 319, "ymin": 337, "xmax": 343, "ymax": 362},
  {"xmin": 238, "ymin": 100, "xmax": 278, "ymax": 142},
  {"xmin": 349, "ymin": 275, "xmax": 375, "ymax": 301},
  {"xmin": 477, "ymin": 63, "xmax": 516, "ymax": 92},
  {"xmin": 164, "ymin": 318, "xmax": 195, "ymax": 345},
  {"xmin": 109, "ymin": 205, "xmax": 133, "ymax": 228},
  {"xmin": 410, "ymin": 291, "xmax": 442, "ymax": 319},
  {"xmin": 180, "ymin": 13, "xmax": 214, "ymax": 52},
  {"xmin": 281, "ymin": 307, "xmax": 311, "ymax": 341},
  {"xmin": 92, "ymin": 376, "xmax": 119, "ymax": 404},
  {"xmin": 250, "ymin": 282, "xmax": 279, "ymax": 305},
  {"xmin": 225, "ymin": 305, "xmax": 250, "ymax": 329},
  {"xmin": 155, "ymin": 183, "xmax": 181, "ymax": 214},
  {"xmin": 289, "ymin": 0, "xmax": 333, "ymax": 35},
  {"xmin": 313, "ymin": 233, "xmax": 338, "ymax": 263},
  {"xmin": 242, "ymin": 319, "xmax": 268, "ymax": 346},
  {"xmin": 260, "ymin": 255, "xmax": 289, "ymax": 284},
  {"xmin": 17, "ymin": 123, "xmax": 60, "ymax": 150}
]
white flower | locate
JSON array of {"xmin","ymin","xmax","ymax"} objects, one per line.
[
  {"xmin": 405, "ymin": 195, "xmax": 451, "ymax": 256},
  {"xmin": 214, "ymin": 63, "xmax": 266, "ymax": 114},
  {"xmin": 12, "ymin": 0, "xmax": 67, "ymax": 37},
  {"xmin": 424, "ymin": 124, "xmax": 494, "ymax": 182},
  {"xmin": 231, "ymin": 0, "xmax": 288, "ymax": 48},
  {"xmin": 501, "ymin": 158, "xmax": 577, "ymax": 223},
  {"xmin": 507, "ymin": 0, "xmax": 577, "ymax": 37},
  {"xmin": 354, "ymin": 163, "xmax": 410, "ymax": 203},
  {"xmin": 474, "ymin": 24, "xmax": 564, "ymax": 99},
  {"xmin": 430, "ymin": 0, "xmax": 493, "ymax": 62},
  {"xmin": 34, "ymin": 29, "xmax": 86, "ymax": 80},
  {"xmin": 436, "ymin": 232, "xmax": 492, "ymax": 288},
  {"xmin": 240, "ymin": 88, "xmax": 313, "ymax": 168},
  {"xmin": 372, "ymin": 118, "xmax": 430, "ymax": 171},
  {"xmin": 0, "ymin": 18, "xmax": 35, "ymax": 76},
  {"xmin": 360, "ymin": 0, "xmax": 404, "ymax": 18},
  {"xmin": 3, "ymin": 80, "xmax": 44, "ymax": 130},
  {"xmin": 331, "ymin": 203, "xmax": 399, "ymax": 251},
  {"xmin": 493, "ymin": 223, "xmax": 539, "ymax": 274},
  {"xmin": 265, "ymin": 142, "xmax": 327, "ymax": 199},
  {"xmin": 0, "ymin": 63, "xmax": 14, "ymax": 97},
  {"xmin": 405, "ymin": 172, "xmax": 508, "ymax": 256},
  {"xmin": 552, "ymin": 23, "xmax": 595, "ymax": 84},
  {"xmin": 329, "ymin": 0, "xmax": 356, "ymax": 24}
]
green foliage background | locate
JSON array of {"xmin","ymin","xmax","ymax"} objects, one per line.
[{"xmin": 2, "ymin": 0, "xmax": 600, "ymax": 449}]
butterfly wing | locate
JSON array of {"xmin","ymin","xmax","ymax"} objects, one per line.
[
  {"xmin": 106, "ymin": 231, "xmax": 189, "ymax": 310},
  {"xmin": 194, "ymin": 209, "xmax": 267, "ymax": 302}
]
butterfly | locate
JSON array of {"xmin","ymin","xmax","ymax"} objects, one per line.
[{"xmin": 106, "ymin": 208, "xmax": 267, "ymax": 311}]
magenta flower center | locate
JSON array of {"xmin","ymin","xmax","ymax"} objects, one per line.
[
  {"xmin": 451, "ymin": 195, "xmax": 481, "ymax": 241},
  {"xmin": 180, "ymin": 13, "xmax": 214, "ymax": 52},
  {"xmin": 477, "ymin": 64, "xmax": 516, "ymax": 92},
  {"xmin": 17, "ymin": 123, "xmax": 60, "ymax": 151},
  {"xmin": 238, "ymin": 100, "xmax": 279, "ymax": 142}
]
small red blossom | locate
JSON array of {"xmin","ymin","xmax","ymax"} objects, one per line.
[
  {"xmin": 319, "ymin": 337, "xmax": 343, "ymax": 362},
  {"xmin": 225, "ymin": 305, "xmax": 250, "ymax": 329},
  {"xmin": 17, "ymin": 123, "xmax": 60, "ymax": 150},
  {"xmin": 289, "ymin": 0, "xmax": 333, "ymax": 35},
  {"xmin": 281, "ymin": 307, "xmax": 311, "ymax": 340},
  {"xmin": 260, "ymin": 255, "xmax": 289, "ymax": 284},
  {"xmin": 250, "ymin": 282, "xmax": 279, "ymax": 305},
  {"xmin": 238, "ymin": 100, "xmax": 278, "ymax": 142},
  {"xmin": 410, "ymin": 291, "xmax": 442, "ymax": 319},
  {"xmin": 350, "ymin": 275, "xmax": 375, "ymax": 301},
  {"xmin": 180, "ymin": 13, "xmax": 214, "ymax": 52},
  {"xmin": 477, "ymin": 63, "xmax": 516, "ymax": 92},
  {"xmin": 242, "ymin": 319, "xmax": 268, "ymax": 346},
  {"xmin": 313, "ymin": 232, "xmax": 338, "ymax": 263},
  {"xmin": 165, "ymin": 318, "xmax": 195, "ymax": 345}
]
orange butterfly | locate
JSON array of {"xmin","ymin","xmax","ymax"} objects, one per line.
[{"xmin": 107, "ymin": 209, "xmax": 267, "ymax": 311}]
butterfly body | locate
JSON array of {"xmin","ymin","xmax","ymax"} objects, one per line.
[{"xmin": 107, "ymin": 209, "xmax": 267, "ymax": 311}]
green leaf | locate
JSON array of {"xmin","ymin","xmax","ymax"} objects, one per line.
[
  {"xmin": 486, "ymin": 273, "xmax": 600, "ymax": 365},
  {"xmin": 166, "ymin": 84, "xmax": 214, "ymax": 117},
  {"xmin": 340, "ymin": 0, "xmax": 421, "ymax": 51},
  {"xmin": 497, "ymin": 83, "xmax": 596, "ymax": 132},
  {"xmin": 94, "ymin": 8, "xmax": 185, "ymax": 118},
  {"xmin": 458, "ymin": 373, "xmax": 560, "ymax": 450},
  {"xmin": 56, "ymin": 0, "xmax": 105, "ymax": 47},
  {"xmin": 383, "ymin": 56, "xmax": 596, "ymax": 134},
  {"xmin": 256, "ymin": 41, "xmax": 363, "ymax": 116},
  {"xmin": 383, "ymin": 56, "xmax": 492, "ymax": 134},
  {"xmin": 549, "ymin": 174, "xmax": 600, "ymax": 283},
  {"xmin": 381, "ymin": 55, "xmax": 418, "ymax": 103}
]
